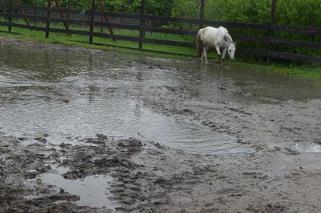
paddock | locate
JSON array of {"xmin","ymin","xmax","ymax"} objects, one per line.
[
  {"xmin": 1, "ymin": 39, "xmax": 321, "ymax": 212},
  {"xmin": 1, "ymin": 1, "xmax": 321, "ymax": 213}
]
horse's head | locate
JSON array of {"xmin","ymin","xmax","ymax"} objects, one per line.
[{"xmin": 227, "ymin": 43, "xmax": 236, "ymax": 60}]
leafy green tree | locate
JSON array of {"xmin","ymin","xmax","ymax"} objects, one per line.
[
  {"xmin": 145, "ymin": 0, "xmax": 174, "ymax": 16},
  {"xmin": 277, "ymin": 0, "xmax": 321, "ymax": 26},
  {"xmin": 171, "ymin": 0, "xmax": 198, "ymax": 18},
  {"xmin": 17, "ymin": 0, "xmax": 321, "ymax": 28}
]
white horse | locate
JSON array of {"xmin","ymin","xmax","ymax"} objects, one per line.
[{"xmin": 196, "ymin": 26, "xmax": 236, "ymax": 64}]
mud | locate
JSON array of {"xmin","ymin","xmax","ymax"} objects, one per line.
[{"xmin": 1, "ymin": 37, "xmax": 321, "ymax": 212}]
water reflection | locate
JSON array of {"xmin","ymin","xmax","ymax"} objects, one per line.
[{"xmin": 1, "ymin": 45, "xmax": 321, "ymax": 154}]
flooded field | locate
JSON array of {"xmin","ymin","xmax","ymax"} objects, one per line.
[
  {"xmin": 1, "ymin": 38, "xmax": 321, "ymax": 212},
  {"xmin": 0, "ymin": 44, "xmax": 249, "ymax": 154}
]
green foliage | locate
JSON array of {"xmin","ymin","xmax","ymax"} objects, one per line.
[
  {"xmin": 18, "ymin": 0, "xmax": 321, "ymax": 28},
  {"xmin": 171, "ymin": 0, "xmax": 321, "ymax": 27},
  {"xmin": 171, "ymin": 0, "xmax": 198, "ymax": 19},
  {"xmin": 145, "ymin": 0, "xmax": 174, "ymax": 16},
  {"xmin": 20, "ymin": 0, "xmax": 174, "ymax": 15},
  {"xmin": 277, "ymin": 0, "xmax": 321, "ymax": 26},
  {"xmin": 20, "ymin": 0, "xmax": 90, "ymax": 9},
  {"xmin": 21, "ymin": 0, "xmax": 46, "ymax": 6},
  {"xmin": 104, "ymin": 0, "xmax": 140, "ymax": 13}
]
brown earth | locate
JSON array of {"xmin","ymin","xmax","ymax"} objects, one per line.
[{"xmin": 1, "ymin": 37, "xmax": 321, "ymax": 213}]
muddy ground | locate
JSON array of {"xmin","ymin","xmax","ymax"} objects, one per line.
[{"xmin": 1, "ymin": 37, "xmax": 321, "ymax": 213}]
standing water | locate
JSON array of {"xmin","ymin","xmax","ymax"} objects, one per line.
[
  {"xmin": 1, "ymin": 44, "xmax": 321, "ymax": 210},
  {"xmin": 0, "ymin": 45, "xmax": 321, "ymax": 155}
]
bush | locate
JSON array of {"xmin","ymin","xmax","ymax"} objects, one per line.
[
  {"xmin": 19, "ymin": 0, "xmax": 321, "ymax": 27},
  {"xmin": 171, "ymin": 0, "xmax": 198, "ymax": 19},
  {"xmin": 171, "ymin": 0, "xmax": 321, "ymax": 27},
  {"xmin": 277, "ymin": 0, "xmax": 321, "ymax": 27}
]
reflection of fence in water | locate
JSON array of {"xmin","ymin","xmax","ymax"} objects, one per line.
[{"xmin": 1, "ymin": 1, "xmax": 321, "ymax": 65}]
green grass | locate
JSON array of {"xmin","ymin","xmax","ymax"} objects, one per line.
[
  {"xmin": 1, "ymin": 20, "xmax": 321, "ymax": 80},
  {"xmin": 233, "ymin": 61, "xmax": 321, "ymax": 81},
  {"xmin": 0, "ymin": 20, "xmax": 199, "ymax": 58}
]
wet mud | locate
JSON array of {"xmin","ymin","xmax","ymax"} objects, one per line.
[{"xmin": 1, "ymin": 38, "xmax": 321, "ymax": 212}]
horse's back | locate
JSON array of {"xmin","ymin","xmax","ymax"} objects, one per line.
[
  {"xmin": 198, "ymin": 26, "xmax": 227, "ymax": 38},
  {"xmin": 200, "ymin": 26, "xmax": 227, "ymax": 33},
  {"xmin": 218, "ymin": 26, "xmax": 228, "ymax": 33},
  {"xmin": 197, "ymin": 26, "xmax": 232, "ymax": 48},
  {"xmin": 198, "ymin": 27, "xmax": 216, "ymax": 39},
  {"xmin": 200, "ymin": 26, "xmax": 217, "ymax": 34},
  {"xmin": 198, "ymin": 27, "xmax": 221, "ymax": 44}
]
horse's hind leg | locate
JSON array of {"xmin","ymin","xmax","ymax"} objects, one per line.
[
  {"xmin": 203, "ymin": 47, "xmax": 208, "ymax": 64},
  {"xmin": 200, "ymin": 48, "xmax": 204, "ymax": 64}
]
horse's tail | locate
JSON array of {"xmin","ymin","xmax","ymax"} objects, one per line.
[{"xmin": 196, "ymin": 31, "xmax": 203, "ymax": 58}]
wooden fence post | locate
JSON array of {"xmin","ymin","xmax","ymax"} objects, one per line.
[
  {"xmin": 45, "ymin": 0, "xmax": 51, "ymax": 38},
  {"xmin": 199, "ymin": 0, "xmax": 205, "ymax": 29},
  {"xmin": 139, "ymin": 0, "xmax": 145, "ymax": 49},
  {"xmin": 269, "ymin": 0, "xmax": 277, "ymax": 41},
  {"xmin": 33, "ymin": 7, "xmax": 37, "ymax": 26},
  {"xmin": 8, "ymin": 0, "xmax": 12, "ymax": 32},
  {"xmin": 89, "ymin": 0, "xmax": 95, "ymax": 44},
  {"xmin": 66, "ymin": 5, "xmax": 70, "ymax": 29},
  {"xmin": 267, "ymin": 0, "xmax": 277, "ymax": 61},
  {"xmin": 100, "ymin": 10, "xmax": 103, "ymax": 33},
  {"xmin": 271, "ymin": 0, "xmax": 277, "ymax": 25}
]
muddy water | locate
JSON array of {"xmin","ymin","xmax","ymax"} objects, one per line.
[
  {"xmin": 2, "ymin": 42, "xmax": 321, "ymax": 212},
  {"xmin": 40, "ymin": 166, "xmax": 116, "ymax": 208},
  {"xmin": 1, "ymin": 45, "xmax": 321, "ymax": 155}
]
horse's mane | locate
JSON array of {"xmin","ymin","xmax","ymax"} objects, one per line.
[
  {"xmin": 223, "ymin": 32, "xmax": 233, "ymax": 45},
  {"xmin": 218, "ymin": 26, "xmax": 233, "ymax": 44},
  {"xmin": 218, "ymin": 26, "xmax": 228, "ymax": 33}
]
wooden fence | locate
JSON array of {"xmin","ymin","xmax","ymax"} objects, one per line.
[{"xmin": 1, "ymin": 0, "xmax": 321, "ymax": 64}]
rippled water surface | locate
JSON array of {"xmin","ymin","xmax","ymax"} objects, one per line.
[{"xmin": 1, "ymin": 45, "xmax": 321, "ymax": 154}]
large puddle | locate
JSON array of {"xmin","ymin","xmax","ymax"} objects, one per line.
[{"xmin": 1, "ymin": 45, "xmax": 321, "ymax": 155}]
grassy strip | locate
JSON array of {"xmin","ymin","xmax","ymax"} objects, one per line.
[
  {"xmin": 1, "ymin": 23, "xmax": 321, "ymax": 81},
  {"xmin": 233, "ymin": 61, "xmax": 321, "ymax": 82},
  {"xmin": 0, "ymin": 22, "xmax": 199, "ymax": 57}
]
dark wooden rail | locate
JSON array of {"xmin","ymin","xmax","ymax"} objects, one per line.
[{"xmin": 1, "ymin": 1, "xmax": 321, "ymax": 64}]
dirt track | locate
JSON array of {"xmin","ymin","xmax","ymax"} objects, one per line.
[{"xmin": 1, "ymin": 37, "xmax": 321, "ymax": 212}]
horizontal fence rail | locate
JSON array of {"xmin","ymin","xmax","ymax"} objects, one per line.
[{"xmin": 1, "ymin": 2, "xmax": 321, "ymax": 64}]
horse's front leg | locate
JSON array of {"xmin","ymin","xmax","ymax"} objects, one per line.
[
  {"xmin": 219, "ymin": 47, "xmax": 227, "ymax": 64},
  {"xmin": 215, "ymin": 45, "xmax": 222, "ymax": 63},
  {"xmin": 221, "ymin": 47, "xmax": 227, "ymax": 61}
]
